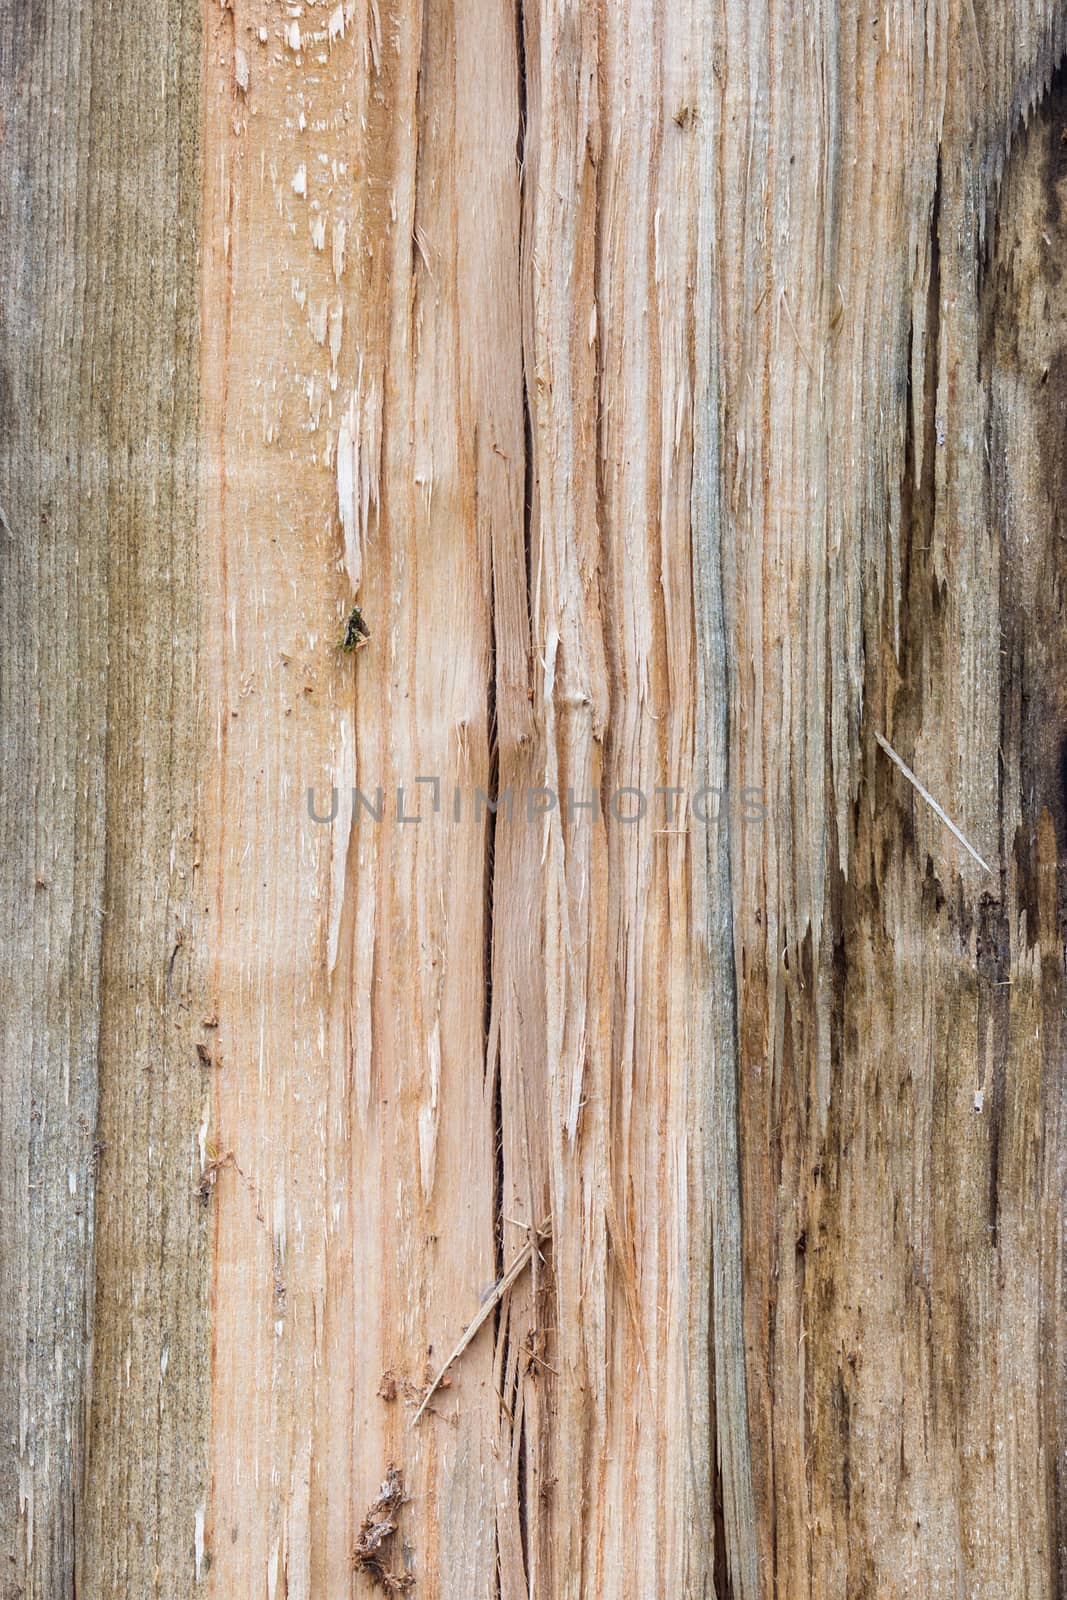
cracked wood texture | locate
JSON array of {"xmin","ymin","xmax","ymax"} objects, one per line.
[{"xmin": 2, "ymin": 1, "xmax": 1066, "ymax": 1598}]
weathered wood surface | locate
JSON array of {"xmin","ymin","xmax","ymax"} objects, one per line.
[
  {"xmin": 0, "ymin": 5, "xmax": 207, "ymax": 1599},
  {"xmin": 1, "ymin": 2, "xmax": 1066, "ymax": 1597}
]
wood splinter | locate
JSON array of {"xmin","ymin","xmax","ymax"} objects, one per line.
[
  {"xmin": 874, "ymin": 731, "xmax": 992, "ymax": 874},
  {"xmin": 410, "ymin": 1217, "xmax": 552, "ymax": 1427}
]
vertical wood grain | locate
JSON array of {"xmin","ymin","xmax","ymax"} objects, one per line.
[
  {"xmin": 0, "ymin": 9, "xmax": 106, "ymax": 1594},
  {"xmin": 0, "ymin": 4, "xmax": 206, "ymax": 1597},
  {"xmin": 716, "ymin": 3, "xmax": 1067, "ymax": 1594},
  {"xmin": 4, "ymin": 1, "xmax": 1067, "ymax": 1596},
  {"xmin": 79, "ymin": 1, "xmax": 208, "ymax": 1589},
  {"xmin": 199, "ymin": 0, "xmax": 517, "ymax": 1590}
]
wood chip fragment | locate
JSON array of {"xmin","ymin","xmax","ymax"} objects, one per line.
[{"xmin": 351, "ymin": 1466, "xmax": 412, "ymax": 1593}]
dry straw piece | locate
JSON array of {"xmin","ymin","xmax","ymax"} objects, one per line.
[
  {"xmin": 874, "ymin": 731, "xmax": 992, "ymax": 874},
  {"xmin": 410, "ymin": 1218, "xmax": 552, "ymax": 1428}
]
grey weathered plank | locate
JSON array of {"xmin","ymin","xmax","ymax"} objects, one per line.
[{"xmin": 0, "ymin": 4, "xmax": 207, "ymax": 1596}]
